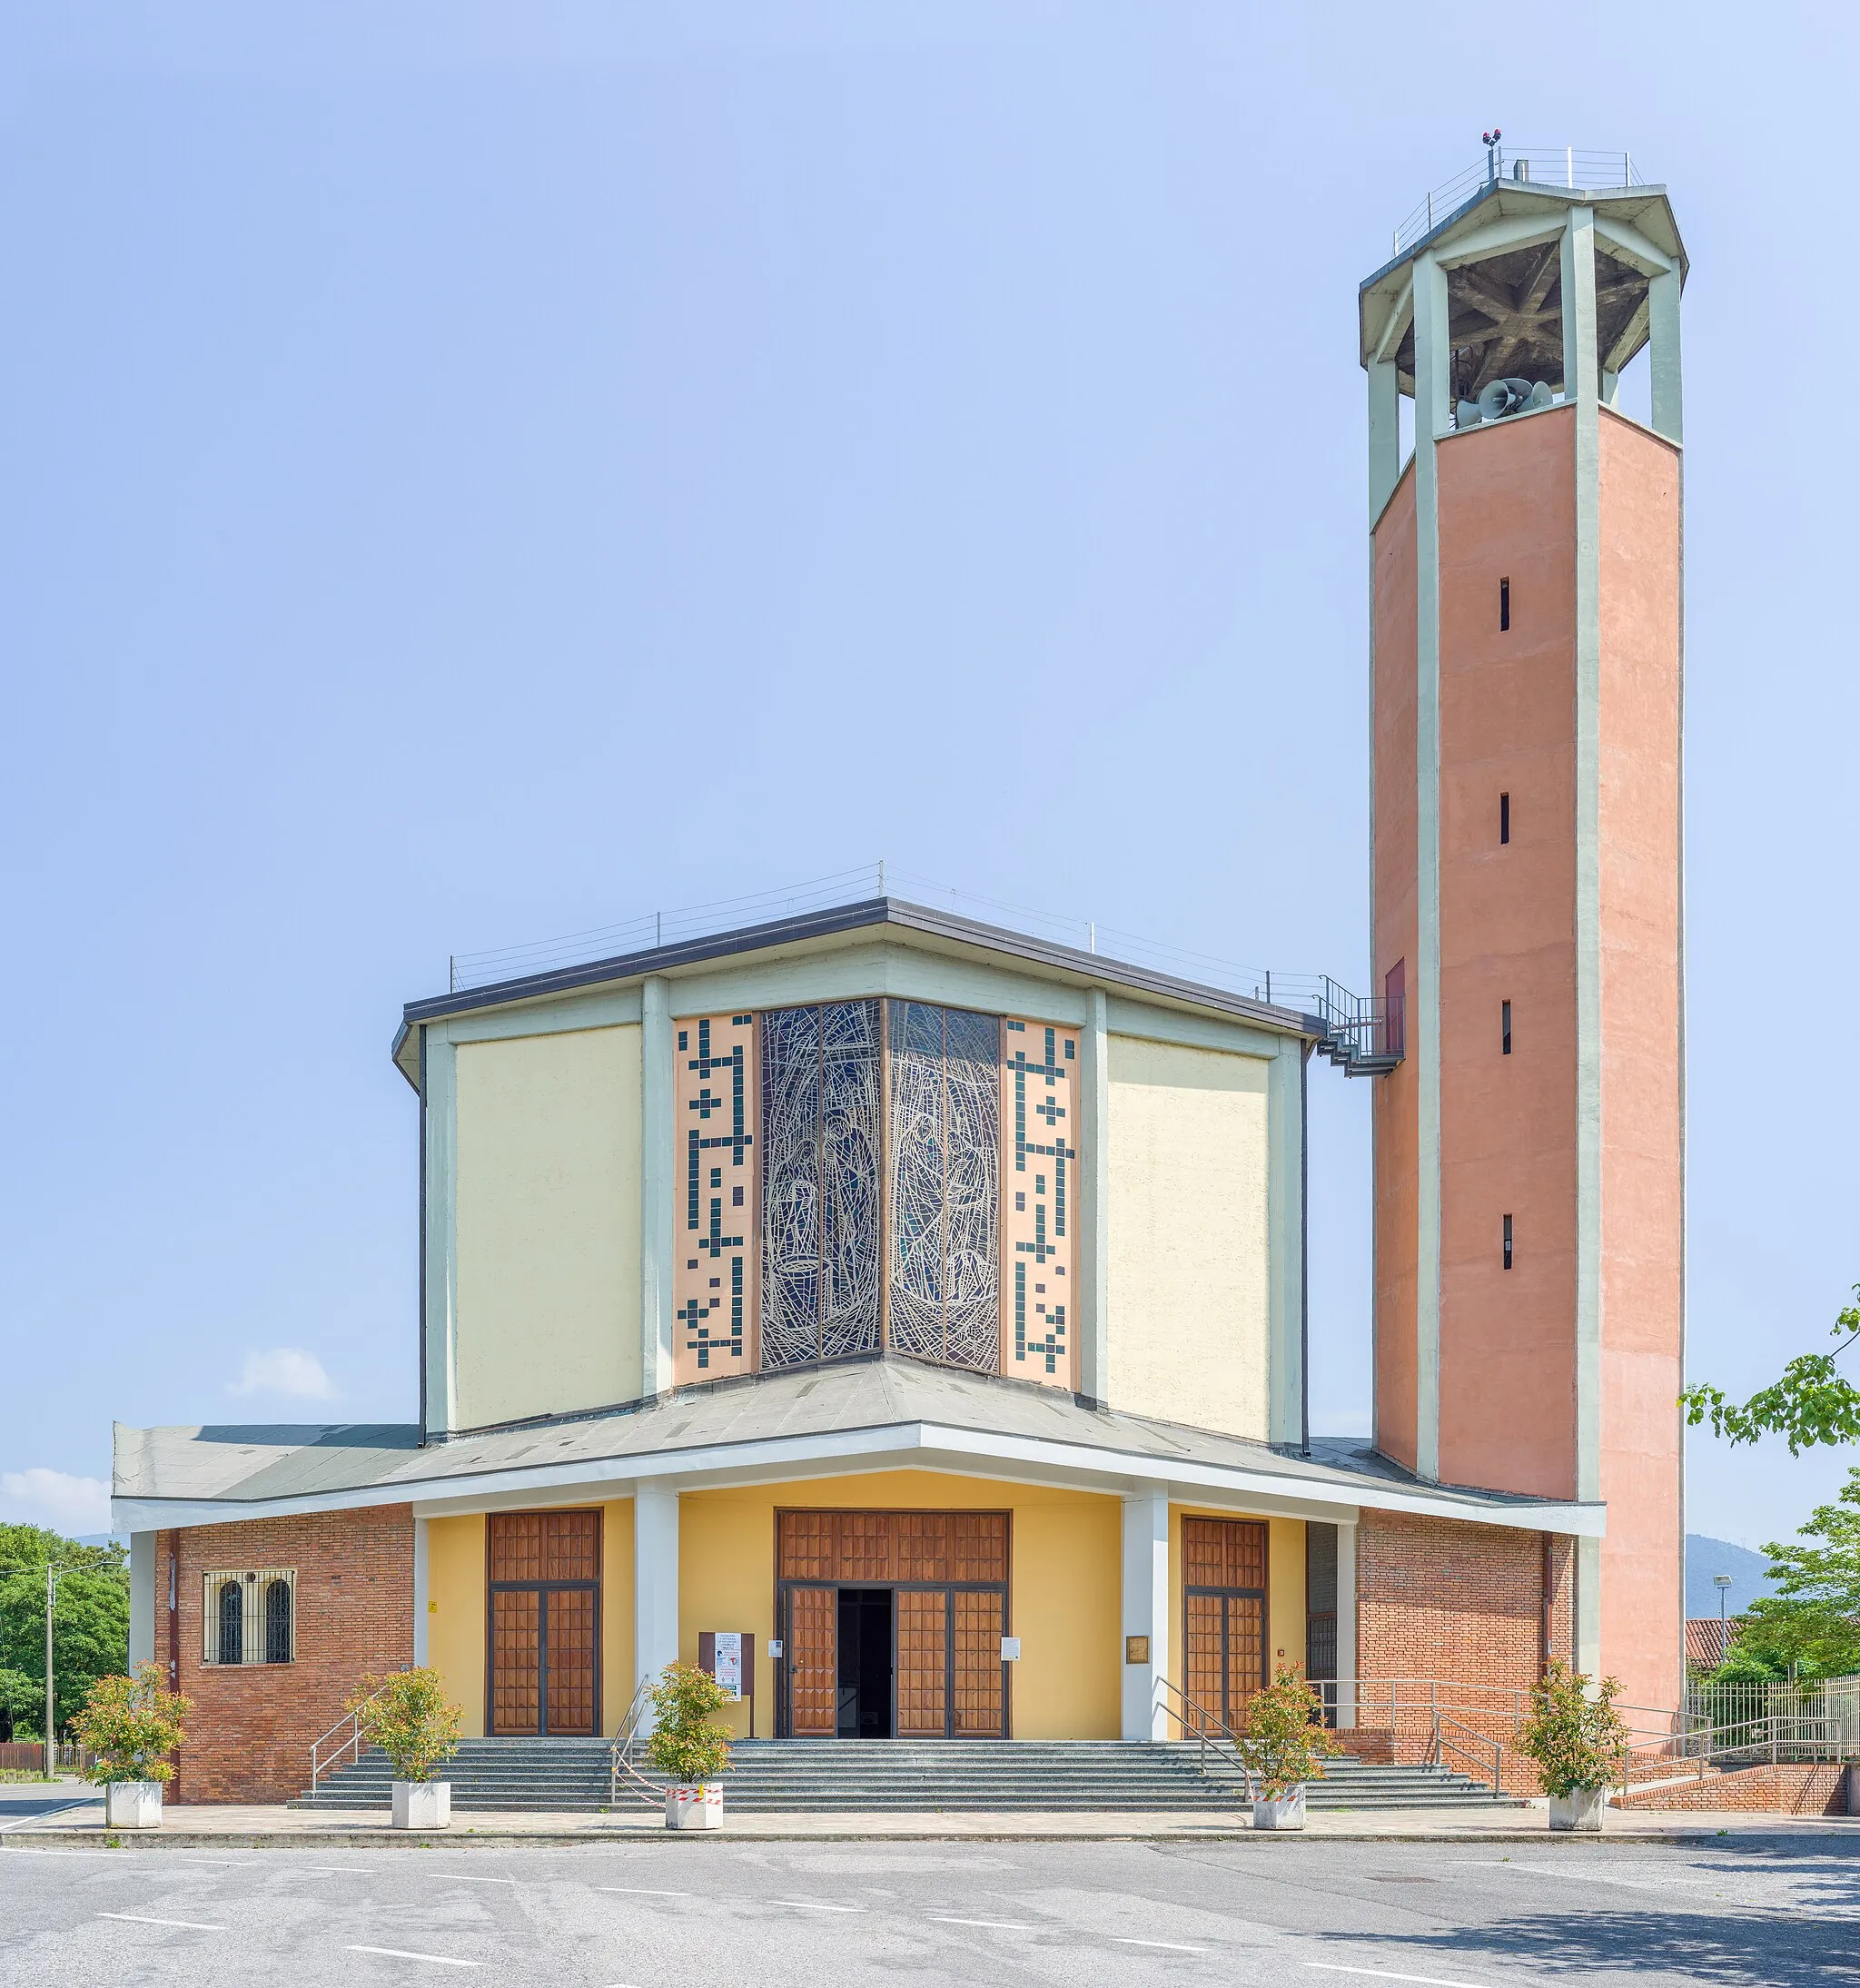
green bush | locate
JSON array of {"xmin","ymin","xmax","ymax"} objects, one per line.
[
  {"xmin": 347, "ymin": 1669, "xmax": 462, "ymax": 1784},
  {"xmin": 69, "ymin": 1665, "xmax": 192, "ymax": 1785},
  {"xmin": 1517, "ymin": 1659, "xmax": 1631, "ymax": 1796},
  {"xmin": 1238, "ymin": 1661, "xmax": 1345, "ymax": 1801},
  {"xmin": 644, "ymin": 1663, "xmax": 734, "ymax": 1787}
]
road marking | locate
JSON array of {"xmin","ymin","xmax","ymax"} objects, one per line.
[
  {"xmin": 347, "ymin": 1946, "xmax": 481, "ymax": 1968},
  {"xmin": 96, "ymin": 1913, "xmax": 225, "ymax": 1931},
  {"xmin": 1306, "ymin": 1967, "xmax": 1495, "ymax": 1988},
  {"xmin": 1115, "ymin": 1937, "xmax": 1208, "ymax": 1953},
  {"xmin": 597, "ymin": 1885, "xmax": 693, "ymax": 1898},
  {"xmin": 428, "ymin": 1873, "xmax": 517, "ymax": 1884},
  {"xmin": 933, "ymin": 1917, "xmax": 1034, "ymax": 1929},
  {"xmin": 772, "ymin": 1899, "xmax": 866, "ymax": 1912}
]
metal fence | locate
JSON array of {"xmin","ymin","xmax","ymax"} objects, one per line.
[{"xmin": 1390, "ymin": 147, "xmax": 1650, "ymax": 258}]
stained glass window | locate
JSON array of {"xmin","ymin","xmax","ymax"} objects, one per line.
[
  {"xmin": 760, "ymin": 1001, "xmax": 883, "ymax": 1367},
  {"xmin": 887, "ymin": 1003, "xmax": 1000, "ymax": 1371}
]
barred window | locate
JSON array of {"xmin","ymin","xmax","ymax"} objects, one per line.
[{"xmin": 203, "ymin": 1568, "xmax": 296, "ymax": 1664}]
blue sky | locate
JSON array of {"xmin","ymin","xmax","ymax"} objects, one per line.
[{"xmin": 2, "ymin": 2, "xmax": 1855, "ymax": 1555}]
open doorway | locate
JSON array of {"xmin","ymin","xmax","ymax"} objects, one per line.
[{"xmin": 836, "ymin": 1587, "xmax": 894, "ymax": 1737}]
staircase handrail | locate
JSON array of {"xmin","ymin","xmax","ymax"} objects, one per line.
[
  {"xmin": 608, "ymin": 1676, "xmax": 663, "ymax": 1808},
  {"xmin": 1153, "ymin": 1676, "xmax": 1256, "ymax": 1802},
  {"xmin": 308, "ymin": 1672, "xmax": 406, "ymax": 1794},
  {"xmin": 1428, "ymin": 1712, "xmax": 1506, "ymax": 1796}
]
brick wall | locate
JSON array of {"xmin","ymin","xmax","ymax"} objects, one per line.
[
  {"xmin": 163, "ymin": 1504, "xmax": 413, "ymax": 1805},
  {"xmin": 1616, "ymin": 1764, "xmax": 1854, "ymax": 1815}
]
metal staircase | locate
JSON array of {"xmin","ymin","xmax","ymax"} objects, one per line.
[
  {"xmin": 1306, "ymin": 978, "xmax": 1404, "ymax": 1077},
  {"xmin": 294, "ymin": 1737, "xmax": 1518, "ymax": 1814}
]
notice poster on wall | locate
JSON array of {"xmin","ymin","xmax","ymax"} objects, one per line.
[{"xmin": 713, "ymin": 1630, "xmax": 744, "ymax": 1701}]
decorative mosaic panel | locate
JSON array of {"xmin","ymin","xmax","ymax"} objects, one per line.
[
  {"xmin": 760, "ymin": 1001, "xmax": 882, "ymax": 1367},
  {"xmin": 673, "ymin": 1014, "xmax": 760, "ymax": 1383},
  {"xmin": 886, "ymin": 1002, "xmax": 1000, "ymax": 1372},
  {"xmin": 998, "ymin": 1017, "xmax": 1077, "ymax": 1388}
]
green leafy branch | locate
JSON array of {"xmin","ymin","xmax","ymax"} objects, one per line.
[{"xmin": 1680, "ymin": 1287, "xmax": 1860, "ymax": 1454}]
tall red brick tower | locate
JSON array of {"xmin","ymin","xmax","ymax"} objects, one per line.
[{"xmin": 1361, "ymin": 153, "xmax": 1687, "ymax": 1713}]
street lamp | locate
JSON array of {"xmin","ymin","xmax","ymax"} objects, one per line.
[
  {"xmin": 45, "ymin": 1567, "xmax": 60, "ymax": 1781},
  {"xmin": 1714, "ymin": 1572, "xmax": 1734, "ymax": 1621}
]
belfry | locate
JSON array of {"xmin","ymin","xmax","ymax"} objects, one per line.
[{"xmin": 1360, "ymin": 149, "xmax": 1686, "ymax": 1713}]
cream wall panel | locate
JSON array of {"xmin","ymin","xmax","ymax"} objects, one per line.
[
  {"xmin": 1106, "ymin": 1035, "xmax": 1271, "ymax": 1439},
  {"xmin": 454, "ymin": 1024, "xmax": 642, "ymax": 1428}
]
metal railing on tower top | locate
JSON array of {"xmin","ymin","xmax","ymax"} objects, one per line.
[{"xmin": 1390, "ymin": 146, "xmax": 1652, "ymax": 258}]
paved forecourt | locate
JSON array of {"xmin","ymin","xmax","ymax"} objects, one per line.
[{"xmin": 2, "ymin": 1833, "xmax": 1855, "ymax": 1987}]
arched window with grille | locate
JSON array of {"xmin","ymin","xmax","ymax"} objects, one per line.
[
  {"xmin": 203, "ymin": 1568, "xmax": 297, "ymax": 1664},
  {"xmin": 264, "ymin": 1577, "xmax": 292, "ymax": 1664},
  {"xmin": 217, "ymin": 1578, "xmax": 243, "ymax": 1666}
]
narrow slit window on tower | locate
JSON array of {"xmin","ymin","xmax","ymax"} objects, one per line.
[
  {"xmin": 1499, "ymin": 577, "xmax": 1511, "ymax": 631},
  {"xmin": 1501, "ymin": 1000, "xmax": 1513, "ymax": 1054},
  {"xmin": 1499, "ymin": 792, "xmax": 1511, "ymax": 844},
  {"xmin": 1503, "ymin": 1214, "xmax": 1514, "ymax": 1271}
]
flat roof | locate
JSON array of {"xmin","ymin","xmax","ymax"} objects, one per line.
[{"xmin": 391, "ymin": 895, "xmax": 1319, "ymax": 1083}]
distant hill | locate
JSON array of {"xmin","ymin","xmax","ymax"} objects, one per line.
[{"xmin": 1687, "ymin": 1534, "xmax": 1778, "ymax": 1617}]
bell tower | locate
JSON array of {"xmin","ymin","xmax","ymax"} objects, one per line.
[{"xmin": 1361, "ymin": 152, "xmax": 1687, "ymax": 1711}]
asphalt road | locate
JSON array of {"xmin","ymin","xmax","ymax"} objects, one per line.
[{"xmin": 1, "ymin": 1835, "xmax": 1854, "ymax": 1986}]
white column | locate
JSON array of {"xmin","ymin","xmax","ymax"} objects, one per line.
[
  {"xmin": 1266, "ymin": 1040, "xmax": 1306, "ymax": 1446},
  {"xmin": 1576, "ymin": 1534, "xmax": 1603, "ymax": 1677},
  {"xmin": 1368, "ymin": 355, "xmax": 1401, "ymax": 521},
  {"xmin": 1121, "ymin": 1489, "xmax": 1170, "ymax": 1741},
  {"xmin": 1647, "ymin": 266, "xmax": 1684, "ymax": 443},
  {"xmin": 640, "ymin": 977, "xmax": 675, "ymax": 1397},
  {"xmin": 635, "ymin": 1482, "xmax": 680, "ymax": 1721},
  {"xmin": 421, "ymin": 1025, "xmax": 459, "ymax": 1436},
  {"xmin": 1334, "ymin": 1519, "xmax": 1358, "ymax": 1730},
  {"xmin": 412, "ymin": 1517, "xmax": 430, "ymax": 1666},
  {"xmin": 128, "ymin": 1531, "xmax": 155, "ymax": 1669}
]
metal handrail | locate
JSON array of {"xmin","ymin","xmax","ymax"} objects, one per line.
[
  {"xmin": 1153, "ymin": 1677, "xmax": 1257, "ymax": 1801},
  {"xmin": 608, "ymin": 1676, "xmax": 662, "ymax": 1808},
  {"xmin": 308, "ymin": 1675, "xmax": 402, "ymax": 1794},
  {"xmin": 1390, "ymin": 147, "xmax": 1648, "ymax": 257},
  {"xmin": 1429, "ymin": 1713, "xmax": 1506, "ymax": 1797}
]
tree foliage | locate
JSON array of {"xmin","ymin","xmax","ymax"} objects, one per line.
[
  {"xmin": 1720, "ymin": 1466, "xmax": 1860, "ymax": 1680},
  {"xmin": 643, "ymin": 1662, "xmax": 734, "ymax": 1787},
  {"xmin": 346, "ymin": 1668, "xmax": 462, "ymax": 1784},
  {"xmin": 1681, "ymin": 1287, "xmax": 1860, "ymax": 1454},
  {"xmin": 1235, "ymin": 1660, "xmax": 1344, "ymax": 1800},
  {"xmin": 0, "ymin": 1526, "xmax": 130, "ymax": 1739},
  {"xmin": 70, "ymin": 1664, "xmax": 191, "ymax": 1785},
  {"xmin": 1516, "ymin": 1661, "xmax": 1632, "ymax": 1795}
]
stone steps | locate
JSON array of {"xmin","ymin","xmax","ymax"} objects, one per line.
[{"xmin": 296, "ymin": 1738, "xmax": 1524, "ymax": 1812}]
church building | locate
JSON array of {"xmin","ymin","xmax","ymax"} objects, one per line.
[{"xmin": 113, "ymin": 153, "xmax": 1685, "ymax": 1804}]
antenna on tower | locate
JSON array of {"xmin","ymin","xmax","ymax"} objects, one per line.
[{"xmin": 1483, "ymin": 127, "xmax": 1504, "ymax": 183}]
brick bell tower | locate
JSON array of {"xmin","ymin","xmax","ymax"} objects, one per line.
[{"xmin": 1361, "ymin": 150, "xmax": 1687, "ymax": 1713}]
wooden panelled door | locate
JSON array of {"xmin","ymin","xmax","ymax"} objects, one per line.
[
  {"xmin": 1182, "ymin": 1517, "xmax": 1268, "ymax": 1733},
  {"xmin": 488, "ymin": 1511, "xmax": 601, "ymax": 1736},
  {"xmin": 777, "ymin": 1509, "xmax": 1009, "ymax": 1738}
]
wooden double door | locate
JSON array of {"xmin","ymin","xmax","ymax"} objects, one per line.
[
  {"xmin": 1182, "ymin": 1517, "xmax": 1268, "ymax": 1734},
  {"xmin": 777, "ymin": 1509, "xmax": 1009, "ymax": 1738},
  {"xmin": 488, "ymin": 1511, "xmax": 601, "ymax": 1736}
]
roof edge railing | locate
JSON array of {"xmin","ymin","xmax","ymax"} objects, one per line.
[{"xmin": 1390, "ymin": 146, "xmax": 1652, "ymax": 259}]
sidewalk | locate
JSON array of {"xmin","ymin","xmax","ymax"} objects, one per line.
[{"xmin": 5, "ymin": 1790, "xmax": 1856, "ymax": 1848}]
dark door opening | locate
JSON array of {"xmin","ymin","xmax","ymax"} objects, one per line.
[{"xmin": 836, "ymin": 1587, "xmax": 894, "ymax": 1737}]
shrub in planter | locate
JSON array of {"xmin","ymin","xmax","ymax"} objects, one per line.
[
  {"xmin": 70, "ymin": 1664, "xmax": 192, "ymax": 1829},
  {"xmin": 1239, "ymin": 1661, "xmax": 1344, "ymax": 1830},
  {"xmin": 645, "ymin": 1663, "xmax": 733, "ymax": 1829},
  {"xmin": 1518, "ymin": 1659, "xmax": 1631, "ymax": 1831},
  {"xmin": 346, "ymin": 1668, "xmax": 462, "ymax": 1829}
]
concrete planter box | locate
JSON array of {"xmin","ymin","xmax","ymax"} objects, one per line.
[
  {"xmin": 104, "ymin": 1781, "xmax": 163, "ymax": 1829},
  {"xmin": 1252, "ymin": 1786, "xmax": 1307, "ymax": 1831},
  {"xmin": 391, "ymin": 1781, "xmax": 451, "ymax": 1829},
  {"xmin": 1548, "ymin": 1787, "xmax": 1607, "ymax": 1833},
  {"xmin": 666, "ymin": 1784, "xmax": 724, "ymax": 1830}
]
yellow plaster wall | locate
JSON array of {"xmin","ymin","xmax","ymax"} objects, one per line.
[
  {"xmin": 424, "ymin": 1514, "xmax": 487, "ymax": 1737},
  {"xmin": 677, "ymin": 1470, "xmax": 1123, "ymax": 1740},
  {"xmin": 1106, "ymin": 1034, "xmax": 1271, "ymax": 1438},
  {"xmin": 453, "ymin": 1024, "xmax": 642, "ymax": 1429},
  {"xmin": 1167, "ymin": 1505, "xmax": 1308, "ymax": 1706},
  {"xmin": 599, "ymin": 1498, "xmax": 636, "ymax": 1735}
]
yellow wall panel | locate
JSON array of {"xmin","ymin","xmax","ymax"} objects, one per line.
[
  {"xmin": 454, "ymin": 1024, "xmax": 641, "ymax": 1428},
  {"xmin": 425, "ymin": 1514, "xmax": 486, "ymax": 1738},
  {"xmin": 599, "ymin": 1498, "xmax": 636, "ymax": 1735},
  {"xmin": 677, "ymin": 1470, "xmax": 1122, "ymax": 1740},
  {"xmin": 1106, "ymin": 1035, "xmax": 1271, "ymax": 1439}
]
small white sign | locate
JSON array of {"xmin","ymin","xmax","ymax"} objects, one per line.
[
  {"xmin": 714, "ymin": 1630, "xmax": 744, "ymax": 1701},
  {"xmin": 1000, "ymin": 1637, "xmax": 1022, "ymax": 1662},
  {"xmin": 767, "ymin": 1639, "xmax": 784, "ymax": 1660}
]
